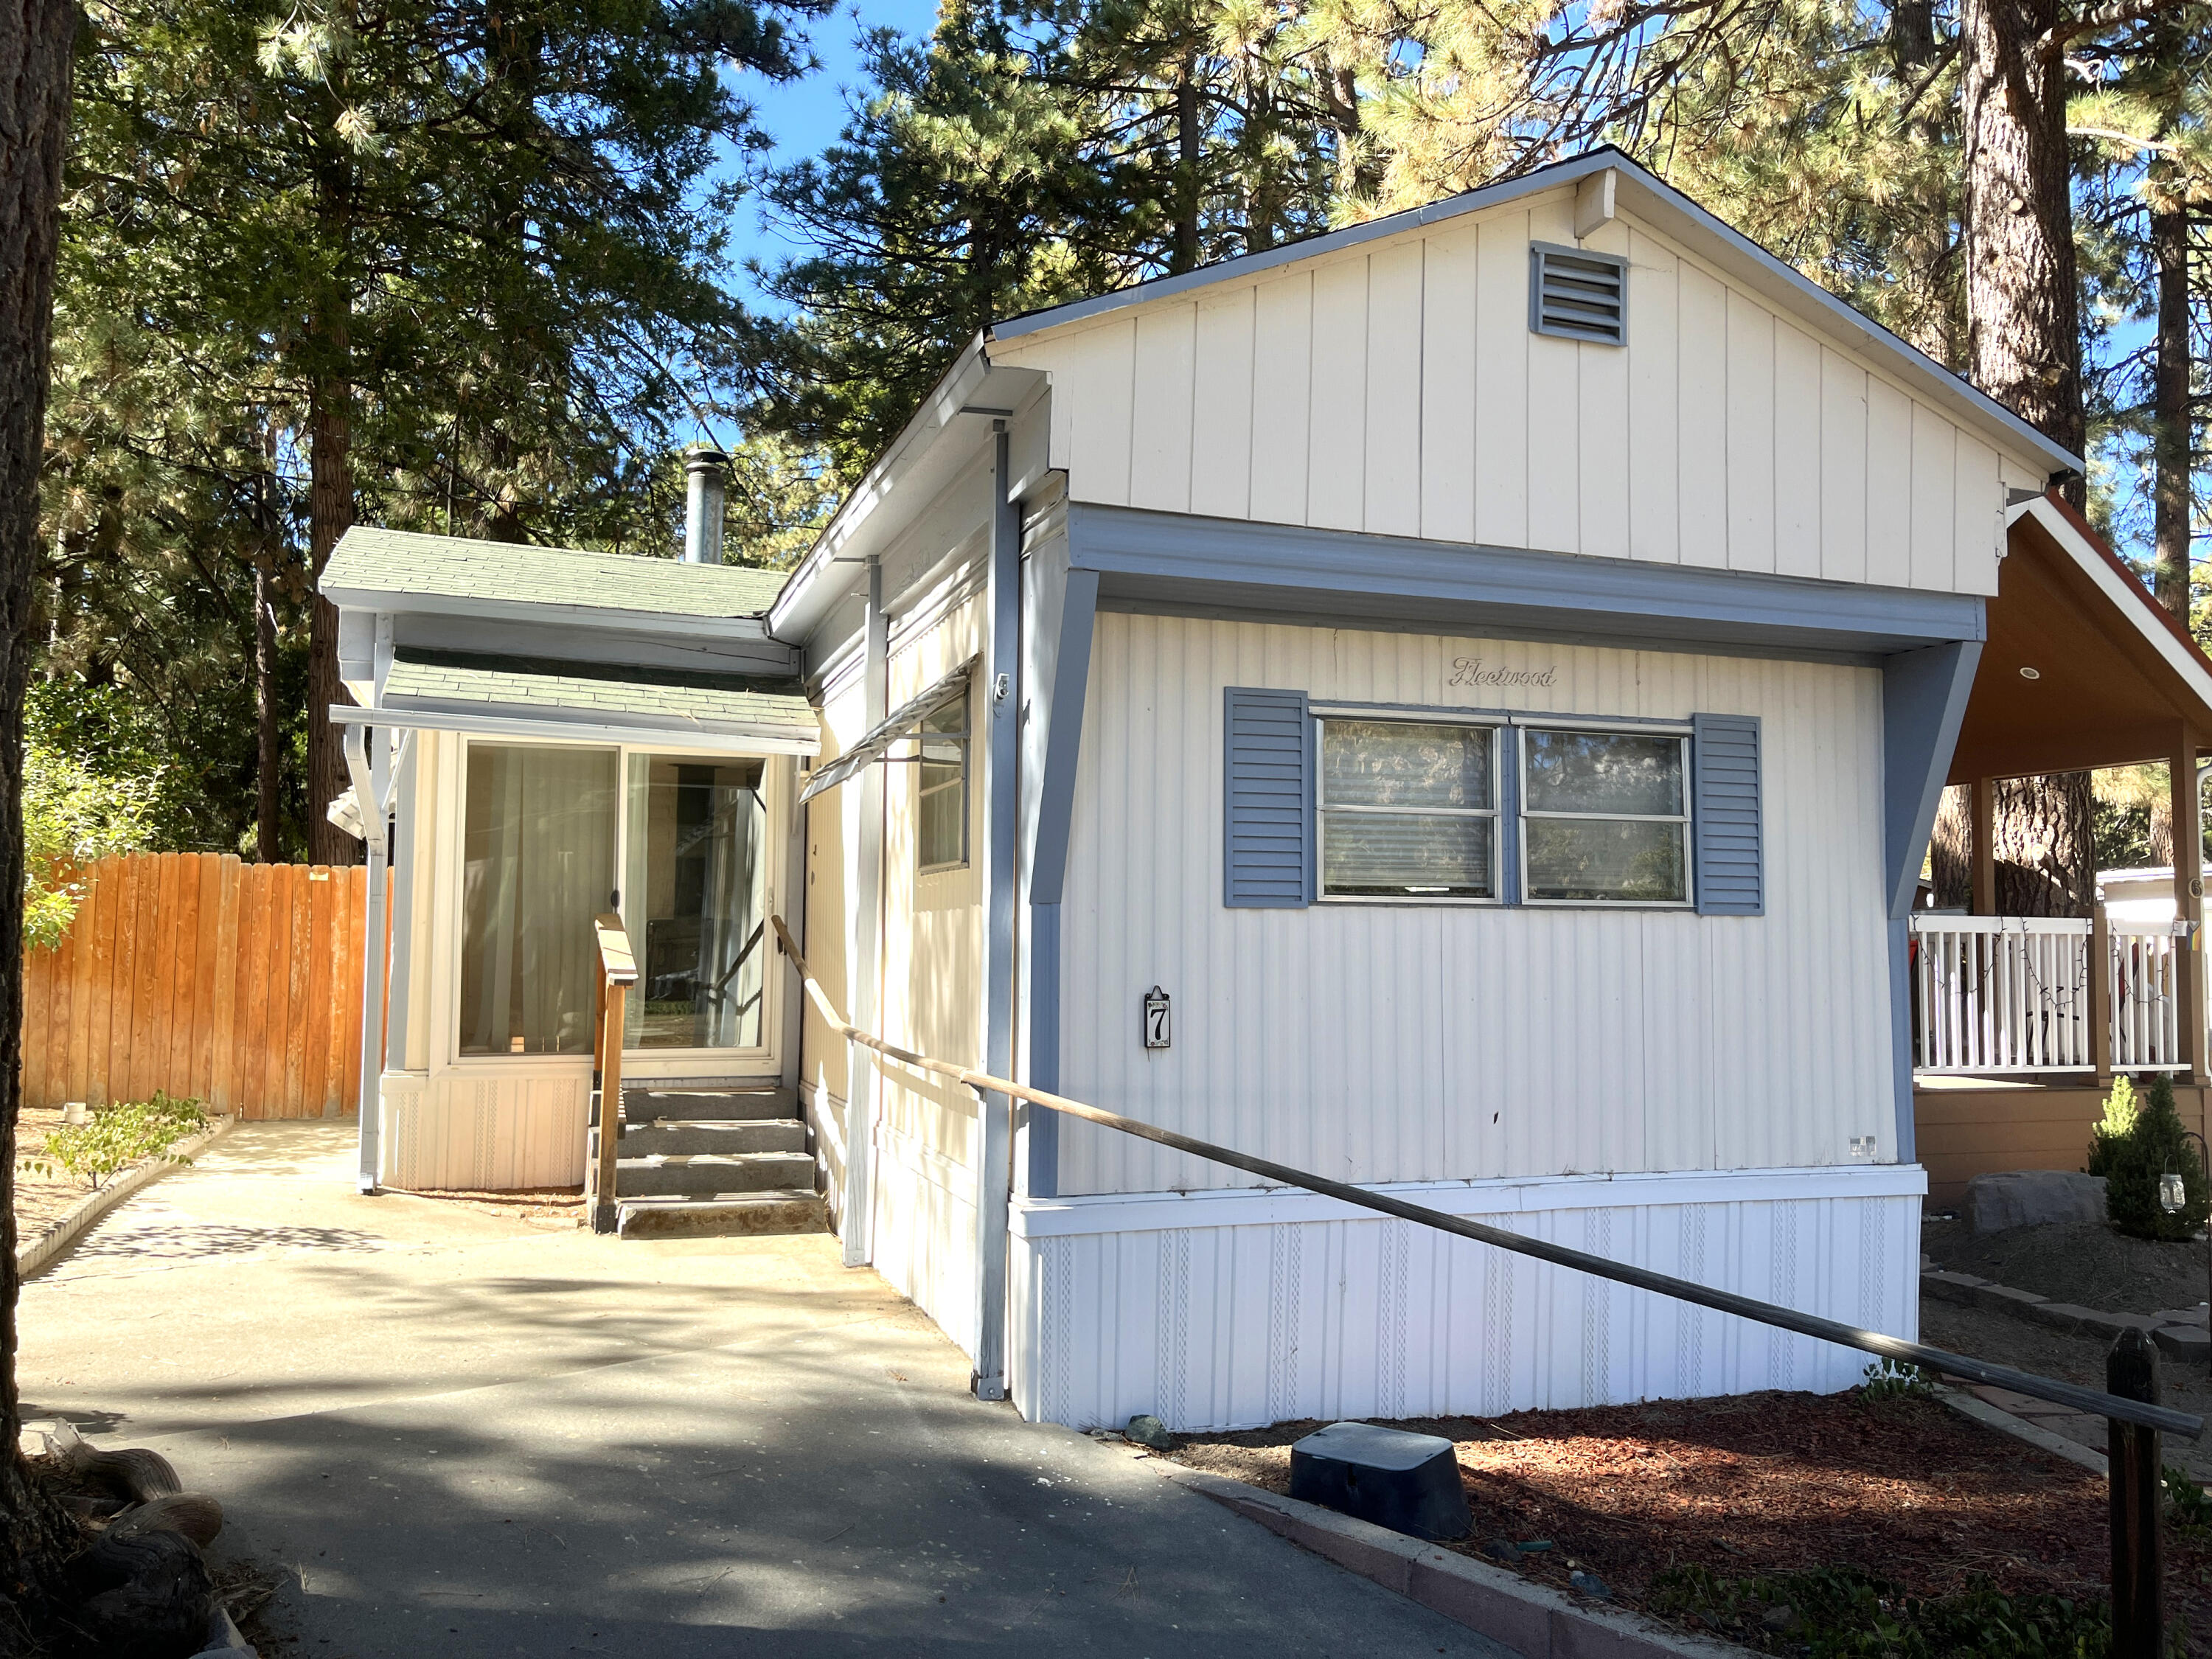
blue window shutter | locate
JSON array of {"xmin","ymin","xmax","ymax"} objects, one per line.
[
  {"xmin": 1693, "ymin": 714, "xmax": 1763, "ymax": 916},
  {"xmin": 1224, "ymin": 687, "xmax": 1312, "ymax": 908}
]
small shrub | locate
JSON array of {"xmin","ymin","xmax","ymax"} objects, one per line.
[
  {"xmin": 22, "ymin": 1091, "xmax": 207, "ymax": 1189},
  {"xmin": 1860, "ymin": 1358, "xmax": 1936, "ymax": 1402},
  {"xmin": 2087, "ymin": 1072, "xmax": 2208, "ymax": 1241},
  {"xmin": 2166, "ymin": 1465, "xmax": 2212, "ymax": 1531},
  {"xmin": 1652, "ymin": 1562, "xmax": 2126, "ymax": 1657}
]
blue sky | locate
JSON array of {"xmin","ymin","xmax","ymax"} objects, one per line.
[{"xmin": 724, "ymin": 0, "xmax": 942, "ymax": 309}]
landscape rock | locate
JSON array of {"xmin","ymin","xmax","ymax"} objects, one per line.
[
  {"xmin": 1964, "ymin": 1171, "xmax": 2107, "ymax": 1234},
  {"xmin": 1568, "ymin": 1570, "xmax": 1611, "ymax": 1600},
  {"xmin": 2153, "ymin": 1325, "xmax": 2212, "ymax": 1363},
  {"xmin": 1124, "ymin": 1414, "xmax": 1175, "ymax": 1451}
]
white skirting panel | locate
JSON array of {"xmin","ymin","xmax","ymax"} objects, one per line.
[
  {"xmin": 378, "ymin": 1067, "xmax": 590, "ymax": 1191},
  {"xmin": 1009, "ymin": 1166, "xmax": 1924, "ymax": 1433},
  {"xmin": 871, "ymin": 1121, "xmax": 979, "ymax": 1360}
]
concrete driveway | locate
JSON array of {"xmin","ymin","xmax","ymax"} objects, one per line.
[{"xmin": 20, "ymin": 1123, "xmax": 1495, "ymax": 1658}]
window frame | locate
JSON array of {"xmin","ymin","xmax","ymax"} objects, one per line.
[
  {"xmin": 1514, "ymin": 719, "xmax": 1697, "ymax": 910},
  {"xmin": 1312, "ymin": 710, "xmax": 1504, "ymax": 907},
  {"xmin": 444, "ymin": 732, "xmax": 784, "ymax": 1074},
  {"xmin": 913, "ymin": 691, "xmax": 972, "ymax": 876}
]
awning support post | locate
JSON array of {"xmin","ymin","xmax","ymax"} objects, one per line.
[{"xmin": 344, "ymin": 726, "xmax": 392, "ymax": 1194}]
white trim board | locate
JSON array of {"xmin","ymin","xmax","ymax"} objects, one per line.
[{"xmin": 1012, "ymin": 1163, "xmax": 1927, "ymax": 1239}]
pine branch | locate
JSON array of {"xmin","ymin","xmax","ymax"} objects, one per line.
[{"xmin": 2040, "ymin": 0, "xmax": 2188, "ymax": 60}]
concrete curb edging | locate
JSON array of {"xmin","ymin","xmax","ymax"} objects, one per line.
[
  {"xmin": 1934, "ymin": 1385, "xmax": 2107, "ymax": 1476},
  {"xmin": 1144, "ymin": 1455, "xmax": 1755, "ymax": 1659},
  {"xmin": 18, "ymin": 1115, "xmax": 236, "ymax": 1281}
]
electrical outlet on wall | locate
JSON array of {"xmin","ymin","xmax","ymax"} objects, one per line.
[{"xmin": 1848, "ymin": 1135, "xmax": 1876, "ymax": 1159}]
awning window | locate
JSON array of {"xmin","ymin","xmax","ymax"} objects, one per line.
[{"xmin": 798, "ymin": 658, "xmax": 975, "ymax": 807}]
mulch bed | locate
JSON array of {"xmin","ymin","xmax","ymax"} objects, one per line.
[
  {"xmin": 1923, "ymin": 1217, "xmax": 2208, "ymax": 1315},
  {"xmin": 1166, "ymin": 1389, "xmax": 2212, "ymax": 1653},
  {"xmin": 14, "ymin": 1105, "xmax": 100, "ymax": 1242}
]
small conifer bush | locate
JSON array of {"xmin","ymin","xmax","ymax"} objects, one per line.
[{"xmin": 2087, "ymin": 1072, "xmax": 2208, "ymax": 1240}]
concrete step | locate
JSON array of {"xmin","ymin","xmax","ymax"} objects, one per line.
[
  {"xmin": 613, "ymin": 1150, "xmax": 815, "ymax": 1198},
  {"xmin": 616, "ymin": 1190, "xmax": 827, "ymax": 1239},
  {"xmin": 625, "ymin": 1086, "xmax": 797, "ymax": 1124},
  {"xmin": 620, "ymin": 1119, "xmax": 805, "ymax": 1157}
]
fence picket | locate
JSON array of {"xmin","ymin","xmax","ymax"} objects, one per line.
[{"xmin": 18, "ymin": 854, "xmax": 372, "ymax": 1119}]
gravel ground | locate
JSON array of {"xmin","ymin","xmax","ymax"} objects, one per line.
[{"xmin": 1924, "ymin": 1218, "xmax": 2210, "ymax": 1315}]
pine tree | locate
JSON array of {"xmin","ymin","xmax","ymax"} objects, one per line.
[{"xmin": 60, "ymin": 0, "xmax": 825, "ymax": 860}]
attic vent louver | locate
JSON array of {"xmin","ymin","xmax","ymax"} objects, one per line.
[{"xmin": 1529, "ymin": 242, "xmax": 1627, "ymax": 346}]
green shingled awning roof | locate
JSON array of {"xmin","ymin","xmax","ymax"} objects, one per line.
[
  {"xmin": 322, "ymin": 525, "xmax": 786, "ymax": 619},
  {"xmin": 383, "ymin": 650, "xmax": 815, "ymax": 739}
]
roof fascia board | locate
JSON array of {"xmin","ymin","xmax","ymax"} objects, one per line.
[
  {"xmin": 330, "ymin": 701, "xmax": 820, "ymax": 757},
  {"xmin": 1071, "ymin": 503, "xmax": 1984, "ymax": 657},
  {"xmin": 2009, "ymin": 494, "xmax": 2212, "ymax": 717},
  {"xmin": 324, "ymin": 587, "xmax": 773, "ymax": 642},
  {"xmin": 390, "ymin": 611, "xmax": 799, "ymax": 679},
  {"xmin": 990, "ymin": 147, "xmax": 2078, "ymax": 477}
]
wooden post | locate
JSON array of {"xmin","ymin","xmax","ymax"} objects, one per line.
[
  {"xmin": 588, "ymin": 912, "xmax": 636, "ymax": 1236},
  {"xmin": 2171, "ymin": 734, "xmax": 2205, "ymax": 1083},
  {"xmin": 594, "ymin": 984, "xmax": 625, "ymax": 1234},
  {"xmin": 1971, "ymin": 776, "xmax": 1997, "ymax": 916},
  {"xmin": 2093, "ymin": 897, "xmax": 2114, "ymax": 1085},
  {"xmin": 2109, "ymin": 1328, "xmax": 2164, "ymax": 1658}
]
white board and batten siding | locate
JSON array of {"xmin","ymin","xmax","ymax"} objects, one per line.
[
  {"xmin": 1055, "ymin": 613, "xmax": 1893, "ymax": 1198},
  {"xmin": 988, "ymin": 188, "xmax": 2038, "ymax": 597}
]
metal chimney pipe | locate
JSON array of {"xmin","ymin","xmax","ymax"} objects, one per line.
[{"xmin": 683, "ymin": 445, "xmax": 728, "ymax": 565}]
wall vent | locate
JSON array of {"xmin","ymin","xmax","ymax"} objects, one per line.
[{"xmin": 1528, "ymin": 242, "xmax": 1628, "ymax": 346}]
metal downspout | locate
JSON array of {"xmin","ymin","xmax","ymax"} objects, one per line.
[
  {"xmin": 843, "ymin": 558, "xmax": 886, "ymax": 1267},
  {"xmin": 972, "ymin": 422, "xmax": 1019, "ymax": 1400},
  {"xmin": 344, "ymin": 727, "xmax": 392, "ymax": 1194}
]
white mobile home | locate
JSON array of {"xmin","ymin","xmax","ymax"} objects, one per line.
[{"xmin": 324, "ymin": 147, "xmax": 2166, "ymax": 1432}]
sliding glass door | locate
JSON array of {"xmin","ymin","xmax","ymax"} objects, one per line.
[{"xmin": 456, "ymin": 742, "xmax": 774, "ymax": 1066}]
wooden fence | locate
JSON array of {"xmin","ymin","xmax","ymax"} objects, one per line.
[{"xmin": 21, "ymin": 853, "xmax": 384, "ymax": 1119}]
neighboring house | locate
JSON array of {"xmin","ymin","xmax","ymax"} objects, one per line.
[{"xmin": 320, "ymin": 146, "xmax": 2208, "ymax": 1433}]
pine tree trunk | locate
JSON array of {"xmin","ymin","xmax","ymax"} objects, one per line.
[
  {"xmin": 1170, "ymin": 54, "xmax": 1201, "ymax": 274},
  {"xmin": 1959, "ymin": 0, "xmax": 2085, "ymax": 474},
  {"xmin": 1956, "ymin": 0, "xmax": 2097, "ymax": 924},
  {"xmin": 2149, "ymin": 187, "xmax": 2191, "ymax": 622},
  {"xmin": 254, "ymin": 554, "xmax": 281, "ymax": 862},
  {"xmin": 0, "ymin": 0, "xmax": 100, "ymax": 1600},
  {"xmin": 306, "ymin": 372, "xmax": 355, "ymax": 868},
  {"xmin": 305, "ymin": 95, "xmax": 358, "ymax": 868},
  {"xmin": 1929, "ymin": 775, "xmax": 2098, "ymax": 914}
]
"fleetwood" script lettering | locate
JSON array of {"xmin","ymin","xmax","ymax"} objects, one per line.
[{"xmin": 1448, "ymin": 657, "xmax": 1557, "ymax": 689}]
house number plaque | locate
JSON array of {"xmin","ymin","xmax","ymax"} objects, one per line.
[{"xmin": 1142, "ymin": 987, "xmax": 1172, "ymax": 1051}]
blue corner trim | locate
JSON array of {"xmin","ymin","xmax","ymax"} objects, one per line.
[
  {"xmin": 1026, "ymin": 903, "xmax": 1062, "ymax": 1198},
  {"xmin": 1070, "ymin": 504, "xmax": 1985, "ymax": 663},
  {"xmin": 1030, "ymin": 569, "xmax": 1099, "ymax": 907},
  {"xmin": 1880, "ymin": 641, "xmax": 1982, "ymax": 922},
  {"xmin": 1890, "ymin": 915, "xmax": 1916, "ymax": 1164}
]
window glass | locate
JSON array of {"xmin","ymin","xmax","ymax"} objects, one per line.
[
  {"xmin": 1523, "ymin": 730, "xmax": 1684, "ymax": 815},
  {"xmin": 1521, "ymin": 728, "xmax": 1690, "ymax": 903},
  {"xmin": 459, "ymin": 745, "xmax": 619, "ymax": 1056},
  {"xmin": 1320, "ymin": 720, "xmax": 1495, "ymax": 899},
  {"xmin": 1323, "ymin": 720, "xmax": 1491, "ymax": 809},
  {"xmin": 622, "ymin": 755, "xmax": 768, "ymax": 1051},
  {"xmin": 1526, "ymin": 818, "xmax": 1688, "ymax": 902},
  {"xmin": 918, "ymin": 695, "xmax": 968, "ymax": 872}
]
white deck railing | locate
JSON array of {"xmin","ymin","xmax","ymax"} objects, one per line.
[{"xmin": 1908, "ymin": 914, "xmax": 2191, "ymax": 1076}]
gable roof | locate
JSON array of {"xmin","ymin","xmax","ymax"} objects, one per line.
[
  {"xmin": 323, "ymin": 525, "xmax": 786, "ymax": 625},
  {"xmin": 987, "ymin": 146, "xmax": 2080, "ymax": 479}
]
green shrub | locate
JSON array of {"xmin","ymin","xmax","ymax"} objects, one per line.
[
  {"xmin": 1859, "ymin": 1358, "xmax": 1936, "ymax": 1401},
  {"xmin": 2087, "ymin": 1073, "xmax": 2208, "ymax": 1241},
  {"xmin": 2166, "ymin": 1465, "xmax": 2212, "ymax": 1531},
  {"xmin": 22, "ymin": 1091, "xmax": 207, "ymax": 1189},
  {"xmin": 1651, "ymin": 1563, "xmax": 2126, "ymax": 1657}
]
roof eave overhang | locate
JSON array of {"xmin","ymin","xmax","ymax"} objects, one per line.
[
  {"xmin": 989, "ymin": 147, "xmax": 2080, "ymax": 481},
  {"xmin": 329, "ymin": 699, "xmax": 821, "ymax": 757},
  {"xmin": 321, "ymin": 585, "xmax": 775, "ymax": 642},
  {"xmin": 2008, "ymin": 493, "xmax": 2212, "ymax": 718},
  {"xmin": 768, "ymin": 338, "xmax": 1046, "ymax": 645}
]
